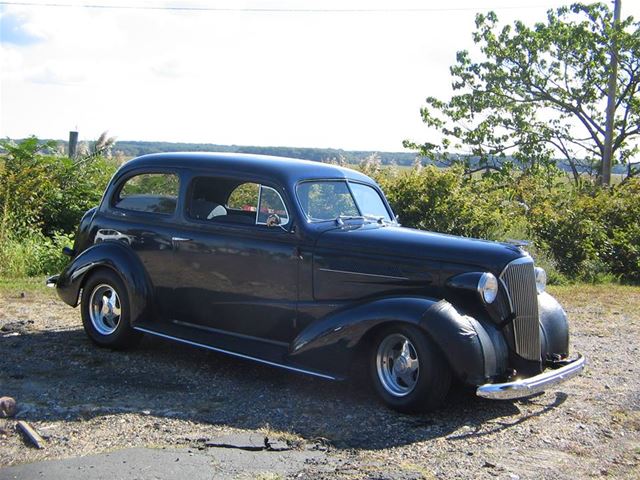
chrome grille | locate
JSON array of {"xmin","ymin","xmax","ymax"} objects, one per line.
[{"xmin": 500, "ymin": 258, "xmax": 540, "ymax": 361}]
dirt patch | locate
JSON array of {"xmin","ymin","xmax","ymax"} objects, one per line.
[{"xmin": 0, "ymin": 283, "xmax": 639, "ymax": 479}]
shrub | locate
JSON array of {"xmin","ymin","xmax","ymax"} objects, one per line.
[
  {"xmin": 0, "ymin": 230, "xmax": 72, "ymax": 278},
  {"xmin": 369, "ymin": 164, "xmax": 638, "ymax": 284},
  {"xmin": 0, "ymin": 136, "xmax": 117, "ymax": 238},
  {"xmin": 529, "ymin": 178, "xmax": 640, "ymax": 283},
  {"xmin": 375, "ymin": 165, "xmax": 506, "ymax": 239}
]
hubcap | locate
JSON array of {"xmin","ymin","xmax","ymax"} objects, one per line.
[
  {"xmin": 376, "ymin": 333, "xmax": 420, "ymax": 397},
  {"xmin": 88, "ymin": 284, "xmax": 122, "ymax": 335}
]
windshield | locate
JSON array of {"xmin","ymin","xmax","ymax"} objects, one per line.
[{"xmin": 296, "ymin": 180, "xmax": 392, "ymax": 222}]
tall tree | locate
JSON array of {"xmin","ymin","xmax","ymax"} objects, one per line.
[{"xmin": 406, "ymin": 2, "xmax": 640, "ymax": 184}]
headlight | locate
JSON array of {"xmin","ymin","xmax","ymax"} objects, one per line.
[
  {"xmin": 534, "ymin": 267, "xmax": 546, "ymax": 294},
  {"xmin": 477, "ymin": 272, "xmax": 498, "ymax": 304}
]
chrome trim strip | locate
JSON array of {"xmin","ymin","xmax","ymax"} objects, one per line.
[
  {"xmin": 476, "ymin": 354, "xmax": 585, "ymax": 400},
  {"xmin": 133, "ymin": 326, "xmax": 337, "ymax": 381},
  {"xmin": 170, "ymin": 319, "xmax": 289, "ymax": 347},
  {"xmin": 499, "ymin": 255, "xmax": 534, "ymax": 280},
  {"xmin": 71, "ymin": 262, "xmax": 98, "ymax": 282},
  {"xmin": 318, "ymin": 268, "xmax": 408, "ymax": 281}
]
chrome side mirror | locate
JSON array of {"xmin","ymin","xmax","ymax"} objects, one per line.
[{"xmin": 266, "ymin": 214, "xmax": 281, "ymax": 227}]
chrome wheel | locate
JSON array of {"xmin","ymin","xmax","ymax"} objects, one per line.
[
  {"xmin": 376, "ymin": 333, "xmax": 420, "ymax": 397},
  {"xmin": 88, "ymin": 284, "xmax": 122, "ymax": 335}
]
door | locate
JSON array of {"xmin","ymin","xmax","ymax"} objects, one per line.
[
  {"xmin": 98, "ymin": 170, "xmax": 181, "ymax": 321},
  {"xmin": 171, "ymin": 176, "xmax": 299, "ymax": 344}
]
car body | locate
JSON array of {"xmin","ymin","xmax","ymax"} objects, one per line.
[{"xmin": 49, "ymin": 152, "xmax": 584, "ymax": 412}]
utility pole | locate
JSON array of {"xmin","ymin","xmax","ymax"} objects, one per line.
[
  {"xmin": 68, "ymin": 131, "xmax": 78, "ymax": 159},
  {"xmin": 601, "ymin": 0, "xmax": 621, "ymax": 186}
]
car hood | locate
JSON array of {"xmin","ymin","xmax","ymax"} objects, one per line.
[{"xmin": 315, "ymin": 223, "xmax": 525, "ymax": 273}]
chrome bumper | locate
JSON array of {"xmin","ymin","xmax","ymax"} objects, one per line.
[{"xmin": 476, "ymin": 354, "xmax": 585, "ymax": 400}]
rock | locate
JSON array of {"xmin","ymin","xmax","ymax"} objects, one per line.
[{"xmin": 0, "ymin": 397, "xmax": 17, "ymax": 418}]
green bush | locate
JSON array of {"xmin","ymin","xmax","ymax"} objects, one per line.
[
  {"xmin": 0, "ymin": 136, "xmax": 117, "ymax": 238},
  {"xmin": 375, "ymin": 165, "xmax": 506, "ymax": 239},
  {"xmin": 1, "ymin": 136, "xmax": 637, "ymax": 283},
  {"xmin": 529, "ymin": 178, "xmax": 640, "ymax": 283},
  {"xmin": 369, "ymin": 164, "xmax": 638, "ymax": 284},
  {"xmin": 0, "ymin": 230, "xmax": 72, "ymax": 278},
  {"xmin": 0, "ymin": 136, "xmax": 117, "ymax": 278}
]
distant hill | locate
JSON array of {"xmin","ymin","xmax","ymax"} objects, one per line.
[
  {"xmin": 94, "ymin": 141, "xmax": 631, "ymax": 173},
  {"xmin": 8, "ymin": 138, "xmax": 629, "ymax": 174},
  {"xmin": 110, "ymin": 141, "xmax": 419, "ymax": 166}
]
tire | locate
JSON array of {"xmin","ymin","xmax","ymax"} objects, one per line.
[
  {"xmin": 370, "ymin": 324, "xmax": 451, "ymax": 413},
  {"xmin": 81, "ymin": 269, "xmax": 142, "ymax": 350}
]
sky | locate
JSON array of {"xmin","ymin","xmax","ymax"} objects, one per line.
[{"xmin": 0, "ymin": 0, "xmax": 637, "ymax": 152}]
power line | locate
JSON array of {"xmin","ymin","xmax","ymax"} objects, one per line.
[{"xmin": 0, "ymin": 1, "xmax": 561, "ymax": 13}]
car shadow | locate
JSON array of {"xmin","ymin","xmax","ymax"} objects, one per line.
[{"xmin": 1, "ymin": 328, "xmax": 567, "ymax": 450}]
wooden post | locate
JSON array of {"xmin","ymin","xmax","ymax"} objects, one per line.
[{"xmin": 68, "ymin": 131, "xmax": 78, "ymax": 159}]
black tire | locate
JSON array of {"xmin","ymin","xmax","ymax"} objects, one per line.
[
  {"xmin": 370, "ymin": 324, "xmax": 451, "ymax": 413},
  {"xmin": 81, "ymin": 269, "xmax": 142, "ymax": 350}
]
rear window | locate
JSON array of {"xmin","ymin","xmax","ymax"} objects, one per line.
[{"xmin": 114, "ymin": 173, "xmax": 179, "ymax": 214}]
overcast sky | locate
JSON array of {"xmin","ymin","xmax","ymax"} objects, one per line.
[{"xmin": 0, "ymin": 0, "xmax": 636, "ymax": 151}]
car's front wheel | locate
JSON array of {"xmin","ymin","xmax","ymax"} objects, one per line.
[
  {"xmin": 370, "ymin": 325, "xmax": 451, "ymax": 413},
  {"xmin": 81, "ymin": 269, "xmax": 142, "ymax": 350}
]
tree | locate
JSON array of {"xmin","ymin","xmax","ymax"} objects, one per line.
[{"xmin": 405, "ymin": 3, "xmax": 640, "ymax": 184}]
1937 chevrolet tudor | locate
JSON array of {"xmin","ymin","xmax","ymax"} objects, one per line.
[{"xmin": 48, "ymin": 153, "xmax": 585, "ymax": 412}]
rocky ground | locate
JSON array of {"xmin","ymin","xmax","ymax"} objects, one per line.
[{"xmin": 0, "ymin": 281, "xmax": 639, "ymax": 479}]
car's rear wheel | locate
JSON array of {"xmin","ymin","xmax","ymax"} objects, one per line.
[
  {"xmin": 81, "ymin": 269, "xmax": 142, "ymax": 349},
  {"xmin": 370, "ymin": 324, "xmax": 451, "ymax": 413}
]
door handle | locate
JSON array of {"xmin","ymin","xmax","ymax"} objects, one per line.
[{"xmin": 171, "ymin": 237, "xmax": 192, "ymax": 248}]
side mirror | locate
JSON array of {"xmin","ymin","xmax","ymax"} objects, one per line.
[{"xmin": 266, "ymin": 214, "xmax": 281, "ymax": 227}]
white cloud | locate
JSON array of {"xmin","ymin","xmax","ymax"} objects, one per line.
[{"xmin": 2, "ymin": 0, "xmax": 639, "ymax": 150}]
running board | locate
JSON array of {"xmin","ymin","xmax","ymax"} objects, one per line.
[{"xmin": 133, "ymin": 326, "xmax": 338, "ymax": 381}]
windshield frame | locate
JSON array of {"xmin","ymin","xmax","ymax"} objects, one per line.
[{"xmin": 294, "ymin": 178, "xmax": 396, "ymax": 224}]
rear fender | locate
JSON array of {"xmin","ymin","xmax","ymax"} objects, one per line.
[{"xmin": 55, "ymin": 242, "xmax": 152, "ymax": 325}]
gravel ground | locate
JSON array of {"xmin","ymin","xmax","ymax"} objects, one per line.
[{"xmin": 0, "ymin": 283, "xmax": 639, "ymax": 479}]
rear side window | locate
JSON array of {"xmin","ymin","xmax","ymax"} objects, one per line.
[
  {"xmin": 115, "ymin": 173, "xmax": 179, "ymax": 214},
  {"xmin": 187, "ymin": 176, "xmax": 289, "ymax": 226}
]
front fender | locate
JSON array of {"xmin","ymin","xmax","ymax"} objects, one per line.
[
  {"xmin": 539, "ymin": 292, "xmax": 569, "ymax": 359},
  {"xmin": 290, "ymin": 296, "xmax": 506, "ymax": 384},
  {"xmin": 55, "ymin": 242, "xmax": 152, "ymax": 325}
]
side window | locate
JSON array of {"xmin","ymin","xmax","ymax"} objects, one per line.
[
  {"xmin": 257, "ymin": 186, "xmax": 289, "ymax": 226},
  {"xmin": 115, "ymin": 173, "xmax": 178, "ymax": 214},
  {"xmin": 227, "ymin": 183, "xmax": 259, "ymax": 212},
  {"xmin": 187, "ymin": 178, "xmax": 288, "ymax": 227}
]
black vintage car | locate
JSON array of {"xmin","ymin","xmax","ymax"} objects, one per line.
[{"xmin": 49, "ymin": 152, "xmax": 584, "ymax": 412}]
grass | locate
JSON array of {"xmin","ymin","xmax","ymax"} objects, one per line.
[
  {"xmin": 0, "ymin": 276, "xmax": 56, "ymax": 295},
  {"xmin": 548, "ymin": 284, "xmax": 640, "ymax": 316},
  {"xmin": 547, "ymin": 283, "xmax": 640, "ymax": 338}
]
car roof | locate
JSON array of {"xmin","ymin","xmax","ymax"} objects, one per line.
[{"xmin": 121, "ymin": 152, "xmax": 375, "ymax": 186}]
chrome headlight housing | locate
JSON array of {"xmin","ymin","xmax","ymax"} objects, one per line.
[
  {"xmin": 534, "ymin": 267, "xmax": 546, "ymax": 294},
  {"xmin": 477, "ymin": 272, "xmax": 498, "ymax": 304}
]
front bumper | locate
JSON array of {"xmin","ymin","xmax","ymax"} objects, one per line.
[{"xmin": 476, "ymin": 354, "xmax": 585, "ymax": 400}]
